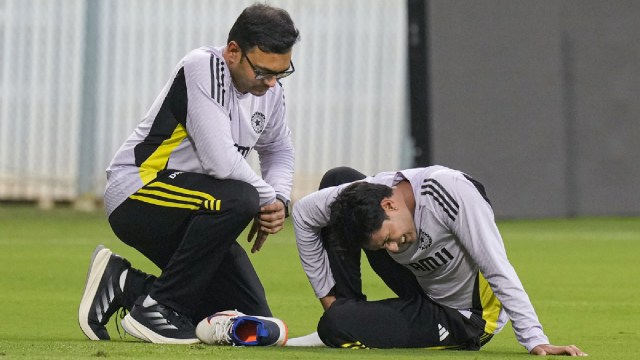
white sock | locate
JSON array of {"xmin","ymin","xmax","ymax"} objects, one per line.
[
  {"xmin": 285, "ymin": 331, "xmax": 326, "ymax": 347},
  {"xmin": 119, "ymin": 269, "xmax": 128, "ymax": 292},
  {"xmin": 142, "ymin": 295, "xmax": 158, "ymax": 307}
]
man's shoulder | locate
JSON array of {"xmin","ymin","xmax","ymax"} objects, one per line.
[
  {"xmin": 182, "ymin": 46, "xmax": 228, "ymax": 76},
  {"xmin": 183, "ymin": 46, "xmax": 224, "ymax": 61},
  {"xmin": 400, "ymin": 166, "xmax": 461, "ymax": 186},
  {"xmin": 408, "ymin": 166, "xmax": 470, "ymax": 213},
  {"xmin": 181, "ymin": 46, "xmax": 230, "ymax": 108}
]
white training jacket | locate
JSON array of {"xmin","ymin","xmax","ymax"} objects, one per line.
[
  {"xmin": 292, "ymin": 165, "xmax": 549, "ymax": 352},
  {"xmin": 105, "ymin": 46, "xmax": 294, "ymax": 215}
]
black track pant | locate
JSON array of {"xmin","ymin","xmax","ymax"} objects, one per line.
[
  {"xmin": 316, "ymin": 167, "xmax": 490, "ymax": 349},
  {"xmin": 108, "ymin": 170, "xmax": 271, "ymax": 323}
]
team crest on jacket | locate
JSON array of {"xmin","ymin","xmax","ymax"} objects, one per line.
[
  {"xmin": 251, "ymin": 112, "xmax": 266, "ymax": 133},
  {"xmin": 418, "ymin": 230, "xmax": 433, "ymax": 250}
]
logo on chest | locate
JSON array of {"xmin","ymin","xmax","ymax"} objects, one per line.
[
  {"xmin": 418, "ymin": 229, "xmax": 432, "ymax": 250},
  {"xmin": 251, "ymin": 112, "xmax": 266, "ymax": 133}
]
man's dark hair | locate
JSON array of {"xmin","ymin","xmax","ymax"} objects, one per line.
[
  {"xmin": 227, "ymin": 3, "xmax": 300, "ymax": 54},
  {"xmin": 328, "ymin": 182, "xmax": 393, "ymax": 249}
]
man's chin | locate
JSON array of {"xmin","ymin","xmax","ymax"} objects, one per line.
[
  {"xmin": 250, "ymin": 88, "xmax": 269, "ymax": 96},
  {"xmin": 394, "ymin": 243, "xmax": 412, "ymax": 254}
]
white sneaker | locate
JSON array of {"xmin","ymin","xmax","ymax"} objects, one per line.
[
  {"xmin": 196, "ymin": 310, "xmax": 244, "ymax": 345},
  {"xmin": 196, "ymin": 311, "xmax": 288, "ymax": 346}
]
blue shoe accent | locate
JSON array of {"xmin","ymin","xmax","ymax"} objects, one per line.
[{"xmin": 230, "ymin": 316, "xmax": 287, "ymax": 346}]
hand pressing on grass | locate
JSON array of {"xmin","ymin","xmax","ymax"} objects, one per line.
[{"xmin": 530, "ymin": 344, "xmax": 588, "ymax": 356}]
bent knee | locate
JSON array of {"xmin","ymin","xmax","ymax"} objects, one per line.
[
  {"xmin": 319, "ymin": 167, "xmax": 364, "ymax": 189},
  {"xmin": 316, "ymin": 300, "xmax": 360, "ymax": 348},
  {"xmin": 228, "ymin": 181, "xmax": 259, "ymax": 218},
  {"xmin": 317, "ymin": 307, "xmax": 341, "ymax": 347}
]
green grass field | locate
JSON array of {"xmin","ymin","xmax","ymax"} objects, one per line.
[{"xmin": 1, "ymin": 205, "xmax": 639, "ymax": 359}]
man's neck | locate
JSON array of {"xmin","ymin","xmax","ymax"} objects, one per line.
[
  {"xmin": 396, "ymin": 180, "xmax": 416, "ymax": 215},
  {"xmin": 221, "ymin": 47, "xmax": 243, "ymax": 93}
]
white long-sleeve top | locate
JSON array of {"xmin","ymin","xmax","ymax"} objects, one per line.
[
  {"xmin": 292, "ymin": 165, "xmax": 549, "ymax": 352},
  {"xmin": 105, "ymin": 46, "xmax": 294, "ymax": 215}
]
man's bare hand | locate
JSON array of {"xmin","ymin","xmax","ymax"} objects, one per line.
[
  {"xmin": 258, "ymin": 200, "xmax": 286, "ymax": 234},
  {"xmin": 530, "ymin": 344, "xmax": 588, "ymax": 356},
  {"xmin": 246, "ymin": 200, "xmax": 286, "ymax": 253},
  {"xmin": 247, "ymin": 219, "xmax": 269, "ymax": 253}
]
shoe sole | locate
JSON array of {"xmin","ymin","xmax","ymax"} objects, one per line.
[
  {"xmin": 122, "ymin": 313, "xmax": 200, "ymax": 345},
  {"xmin": 120, "ymin": 314, "xmax": 151, "ymax": 342},
  {"xmin": 78, "ymin": 245, "xmax": 110, "ymax": 341}
]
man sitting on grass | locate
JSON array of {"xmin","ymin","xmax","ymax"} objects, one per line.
[{"xmin": 291, "ymin": 166, "xmax": 587, "ymax": 356}]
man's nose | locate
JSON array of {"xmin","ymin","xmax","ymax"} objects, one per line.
[{"xmin": 263, "ymin": 76, "xmax": 277, "ymax": 87}]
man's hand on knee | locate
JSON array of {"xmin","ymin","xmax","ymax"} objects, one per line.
[
  {"xmin": 247, "ymin": 201, "xmax": 285, "ymax": 253},
  {"xmin": 247, "ymin": 219, "xmax": 269, "ymax": 253},
  {"xmin": 258, "ymin": 201, "xmax": 286, "ymax": 234}
]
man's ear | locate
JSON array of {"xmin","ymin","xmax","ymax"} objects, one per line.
[
  {"xmin": 226, "ymin": 41, "xmax": 241, "ymax": 64},
  {"xmin": 380, "ymin": 198, "xmax": 395, "ymax": 212}
]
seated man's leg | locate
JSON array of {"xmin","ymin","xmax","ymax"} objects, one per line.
[
  {"xmin": 318, "ymin": 167, "xmax": 368, "ymax": 299},
  {"xmin": 107, "ymin": 171, "xmax": 259, "ymax": 343},
  {"xmin": 192, "ymin": 241, "xmax": 272, "ymax": 322},
  {"xmin": 363, "ymin": 249, "xmax": 423, "ymax": 299},
  {"xmin": 317, "ymin": 296, "xmax": 485, "ymax": 349},
  {"xmin": 188, "ymin": 243, "xmax": 292, "ymax": 347},
  {"xmin": 318, "ymin": 167, "xmax": 366, "ymax": 190}
]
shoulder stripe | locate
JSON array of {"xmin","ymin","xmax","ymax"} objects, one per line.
[
  {"xmin": 423, "ymin": 178, "xmax": 459, "ymax": 208},
  {"xmin": 210, "ymin": 54, "xmax": 226, "ymax": 106},
  {"xmin": 210, "ymin": 55, "xmax": 215, "ymax": 99},
  {"xmin": 421, "ymin": 179, "xmax": 459, "ymax": 221}
]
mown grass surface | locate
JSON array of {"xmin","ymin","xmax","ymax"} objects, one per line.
[{"xmin": 1, "ymin": 206, "xmax": 638, "ymax": 359}]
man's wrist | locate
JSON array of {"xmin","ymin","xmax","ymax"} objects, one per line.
[{"xmin": 275, "ymin": 194, "xmax": 290, "ymax": 218}]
